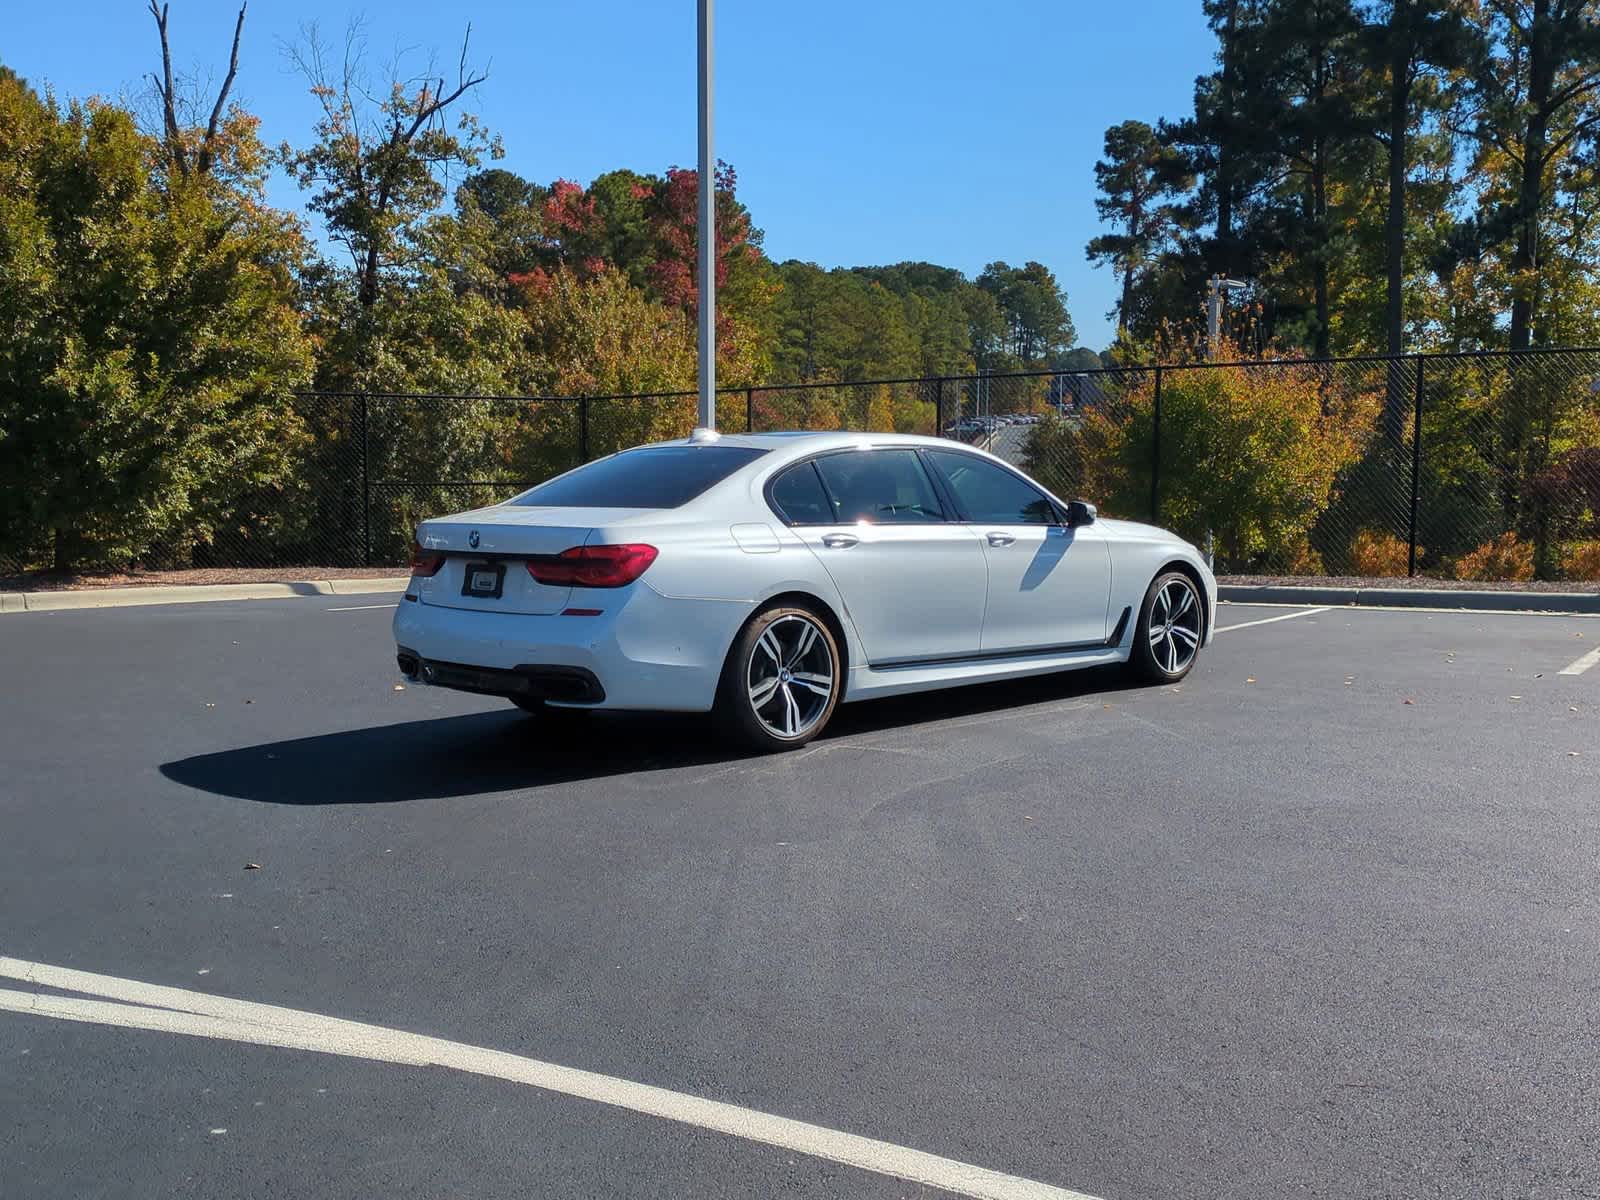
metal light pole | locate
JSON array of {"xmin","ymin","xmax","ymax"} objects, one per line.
[
  {"xmin": 696, "ymin": 0, "xmax": 716, "ymax": 431},
  {"xmin": 1205, "ymin": 275, "xmax": 1247, "ymax": 360}
]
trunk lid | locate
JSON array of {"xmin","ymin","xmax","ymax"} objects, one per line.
[{"xmin": 413, "ymin": 505, "xmax": 653, "ymax": 615}]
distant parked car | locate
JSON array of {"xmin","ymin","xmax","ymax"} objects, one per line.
[{"xmin": 395, "ymin": 431, "xmax": 1215, "ymax": 751}]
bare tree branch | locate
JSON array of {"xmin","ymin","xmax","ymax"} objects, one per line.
[
  {"xmin": 147, "ymin": 2, "xmax": 249, "ymax": 176},
  {"xmin": 197, "ymin": 4, "xmax": 247, "ymax": 175},
  {"xmin": 147, "ymin": 1, "xmax": 188, "ymax": 174}
]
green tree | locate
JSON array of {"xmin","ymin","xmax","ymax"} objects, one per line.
[
  {"xmin": 1086, "ymin": 120, "xmax": 1193, "ymax": 327},
  {"xmin": 450, "ymin": 168, "xmax": 549, "ymax": 296},
  {"xmin": 976, "ymin": 261, "xmax": 1076, "ymax": 364},
  {"xmin": 587, "ymin": 168, "xmax": 659, "ymax": 288},
  {"xmin": 1356, "ymin": 0, "xmax": 1478, "ymax": 358},
  {"xmin": 1471, "ymin": 0, "xmax": 1600, "ymax": 353},
  {"xmin": 514, "ymin": 266, "xmax": 699, "ymax": 473},
  {"xmin": 0, "ymin": 72, "xmax": 312, "ymax": 570},
  {"xmin": 280, "ymin": 21, "xmax": 499, "ymax": 311}
]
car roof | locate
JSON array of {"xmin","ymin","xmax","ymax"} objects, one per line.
[{"xmin": 657, "ymin": 430, "xmax": 955, "ymax": 453}]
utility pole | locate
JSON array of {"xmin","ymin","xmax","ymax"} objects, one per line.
[
  {"xmin": 696, "ymin": 0, "xmax": 716, "ymax": 431},
  {"xmin": 1206, "ymin": 275, "xmax": 1247, "ymax": 360}
]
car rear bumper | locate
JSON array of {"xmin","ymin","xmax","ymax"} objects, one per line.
[
  {"xmin": 390, "ymin": 583, "xmax": 750, "ymax": 712},
  {"xmin": 395, "ymin": 653, "xmax": 605, "ymax": 704}
]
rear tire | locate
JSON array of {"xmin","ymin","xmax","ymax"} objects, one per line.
[
  {"xmin": 1130, "ymin": 570, "xmax": 1204, "ymax": 683},
  {"xmin": 716, "ymin": 604, "xmax": 841, "ymax": 751}
]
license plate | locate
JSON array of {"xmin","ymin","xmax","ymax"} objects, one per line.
[{"xmin": 461, "ymin": 562, "xmax": 504, "ymax": 599}]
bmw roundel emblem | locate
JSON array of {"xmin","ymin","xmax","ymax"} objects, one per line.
[{"xmin": 468, "ymin": 530, "xmax": 480, "ymax": 549}]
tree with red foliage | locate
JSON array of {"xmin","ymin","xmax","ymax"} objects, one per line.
[{"xmin": 646, "ymin": 161, "xmax": 758, "ymax": 319}]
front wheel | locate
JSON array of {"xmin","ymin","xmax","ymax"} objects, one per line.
[
  {"xmin": 716, "ymin": 605, "xmax": 841, "ymax": 751},
  {"xmin": 1130, "ymin": 571, "xmax": 1204, "ymax": 683}
]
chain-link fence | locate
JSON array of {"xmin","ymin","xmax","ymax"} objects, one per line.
[
  {"xmin": 997, "ymin": 349, "xmax": 1600, "ymax": 582},
  {"xmin": 5, "ymin": 350, "xmax": 1599, "ymax": 581}
]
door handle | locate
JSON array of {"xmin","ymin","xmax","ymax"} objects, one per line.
[
  {"xmin": 821, "ymin": 533, "xmax": 859, "ymax": 549},
  {"xmin": 986, "ymin": 532, "xmax": 1016, "ymax": 547}
]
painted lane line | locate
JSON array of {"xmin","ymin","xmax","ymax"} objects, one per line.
[
  {"xmin": 327, "ymin": 603, "xmax": 398, "ymax": 612},
  {"xmin": 1214, "ymin": 606, "xmax": 1331, "ymax": 634},
  {"xmin": 1559, "ymin": 648, "xmax": 1600, "ymax": 676},
  {"xmin": 0, "ymin": 961, "xmax": 1099, "ymax": 1200}
]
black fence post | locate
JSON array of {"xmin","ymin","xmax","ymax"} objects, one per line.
[
  {"xmin": 360, "ymin": 394, "xmax": 371, "ymax": 568},
  {"xmin": 579, "ymin": 396, "xmax": 590, "ymax": 462},
  {"xmin": 746, "ymin": 388, "xmax": 754, "ymax": 432},
  {"xmin": 1150, "ymin": 365, "xmax": 1163, "ymax": 524},
  {"xmin": 935, "ymin": 377, "xmax": 946, "ymax": 438},
  {"xmin": 1408, "ymin": 355, "xmax": 1425, "ymax": 577}
]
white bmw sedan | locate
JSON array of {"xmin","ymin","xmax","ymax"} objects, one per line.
[{"xmin": 394, "ymin": 430, "xmax": 1215, "ymax": 750}]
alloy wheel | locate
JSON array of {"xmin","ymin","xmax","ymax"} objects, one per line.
[
  {"xmin": 1147, "ymin": 577, "xmax": 1201, "ymax": 674},
  {"xmin": 745, "ymin": 614, "xmax": 835, "ymax": 739}
]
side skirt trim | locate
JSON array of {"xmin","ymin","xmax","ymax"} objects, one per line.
[{"xmin": 869, "ymin": 610, "xmax": 1133, "ymax": 673}]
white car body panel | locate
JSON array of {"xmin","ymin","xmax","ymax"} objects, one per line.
[
  {"xmin": 787, "ymin": 521, "xmax": 988, "ymax": 664},
  {"xmin": 975, "ymin": 522, "xmax": 1112, "ymax": 652},
  {"xmin": 393, "ymin": 431, "xmax": 1216, "ymax": 714}
]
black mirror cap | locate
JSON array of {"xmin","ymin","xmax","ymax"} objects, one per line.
[{"xmin": 1065, "ymin": 500, "xmax": 1097, "ymax": 527}]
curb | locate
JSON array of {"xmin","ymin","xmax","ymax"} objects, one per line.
[
  {"xmin": 0, "ymin": 577, "xmax": 410, "ymax": 614},
  {"xmin": 1219, "ymin": 583, "xmax": 1600, "ymax": 614}
]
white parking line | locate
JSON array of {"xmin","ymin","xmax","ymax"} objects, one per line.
[
  {"xmin": 1559, "ymin": 648, "xmax": 1600, "ymax": 676},
  {"xmin": 1214, "ymin": 606, "xmax": 1331, "ymax": 633},
  {"xmin": 0, "ymin": 957, "xmax": 1099, "ymax": 1200},
  {"xmin": 326, "ymin": 603, "xmax": 398, "ymax": 612}
]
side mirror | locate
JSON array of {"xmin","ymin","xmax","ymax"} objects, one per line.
[{"xmin": 1064, "ymin": 500, "xmax": 1097, "ymax": 528}]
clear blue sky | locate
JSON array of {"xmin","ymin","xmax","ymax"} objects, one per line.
[{"xmin": 8, "ymin": 0, "xmax": 1214, "ymax": 350}]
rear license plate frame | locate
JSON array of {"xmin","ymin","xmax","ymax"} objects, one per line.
[{"xmin": 461, "ymin": 561, "xmax": 505, "ymax": 600}]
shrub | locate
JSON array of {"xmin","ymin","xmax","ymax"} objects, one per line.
[
  {"xmin": 1021, "ymin": 353, "xmax": 1378, "ymax": 570},
  {"xmin": 1348, "ymin": 530, "xmax": 1413, "ymax": 577},
  {"xmin": 1285, "ymin": 536, "xmax": 1325, "ymax": 576},
  {"xmin": 1563, "ymin": 541, "xmax": 1600, "ymax": 581},
  {"xmin": 1454, "ymin": 532, "xmax": 1534, "ymax": 581}
]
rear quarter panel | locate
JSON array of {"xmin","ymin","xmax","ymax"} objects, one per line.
[{"xmin": 591, "ymin": 506, "xmax": 867, "ymax": 680}]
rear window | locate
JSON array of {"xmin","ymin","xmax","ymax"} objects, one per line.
[
  {"xmin": 510, "ymin": 445, "xmax": 768, "ymax": 509},
  {"xmin": 768, "ymin": 463, "xmax": 834, "ymax": 524}
]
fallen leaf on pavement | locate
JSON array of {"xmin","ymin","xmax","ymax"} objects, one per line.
[
  {"xmin": 243, "ymin": 862, "xmax": 261, "ymax": 870},
  {"xmin": 1246, "ymin": 677, "xmax": 1256, "ymax": 684},
  {"xmin": 393, "ymin": 684, "xmax": 405, "ymax": 691},
  {"xmin": 1404, "ymin": 698, "xmax": 1415, "ymax": 705}
]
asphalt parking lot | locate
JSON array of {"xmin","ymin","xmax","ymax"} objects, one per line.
[{"xmin": 4, "ymin": 597, "xmax": 1599, "ymax": 1199}]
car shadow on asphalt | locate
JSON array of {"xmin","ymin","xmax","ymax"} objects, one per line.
[{"xmin": 160, "ymin": 665, "xmax": 1143, "ymax": 805}]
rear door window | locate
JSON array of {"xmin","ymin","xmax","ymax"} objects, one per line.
[
  {"xmin": 511, "ymin": 445, "xmax": 768, "ymax": 509},
  {"xmin": 813, "ymin": 450, "xmax": 946, "ymax": 524}
]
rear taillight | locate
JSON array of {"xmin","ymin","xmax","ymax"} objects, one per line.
[
  {"xmin": 528, "ymin": 544, "xmax": 658, "ymax": 588},
  {"xmin": 410, "ymin": 539, "xmax": 446, "ymax": 578}
]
